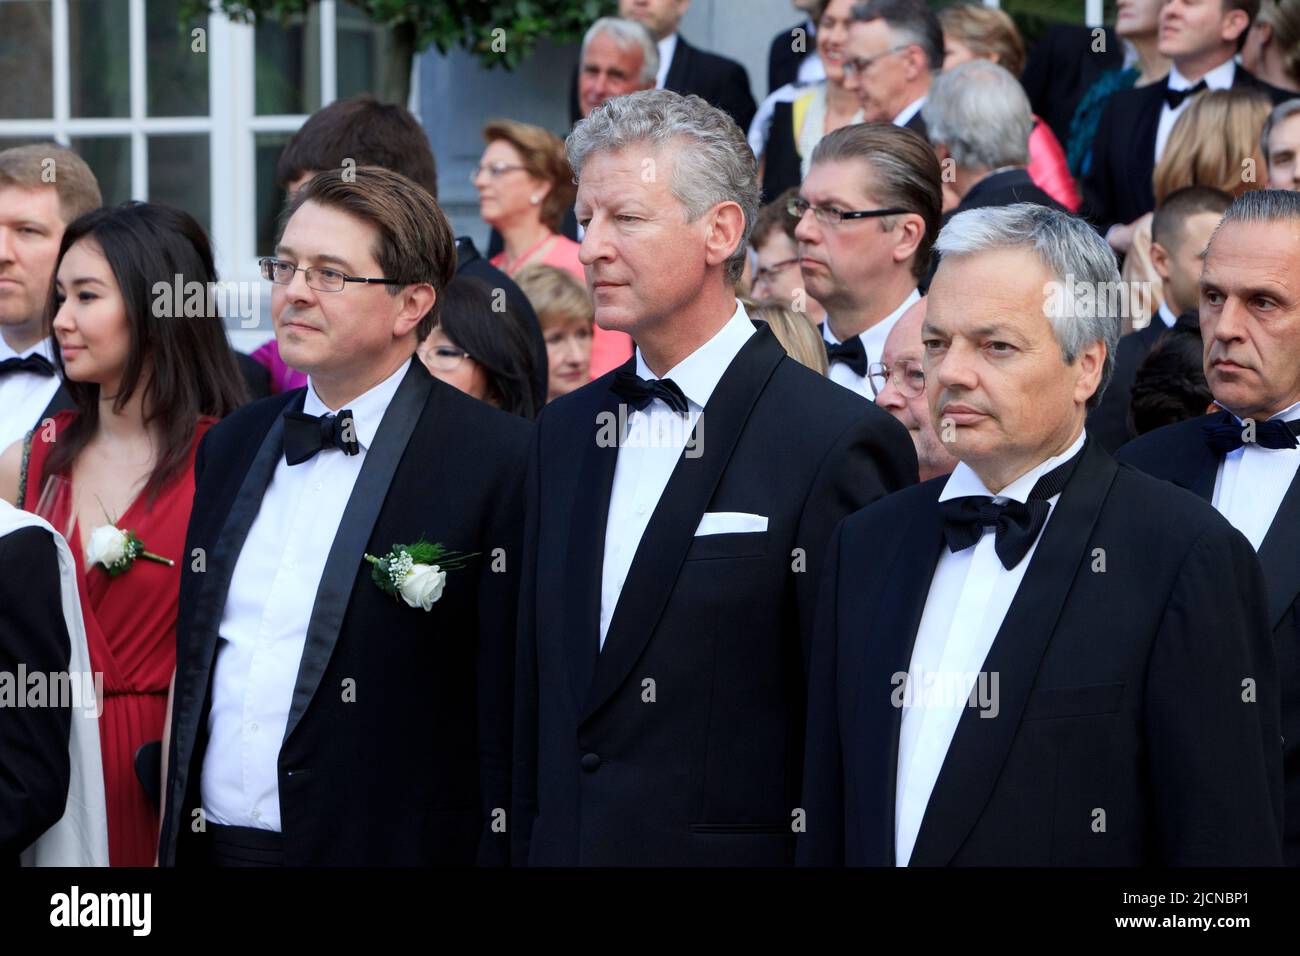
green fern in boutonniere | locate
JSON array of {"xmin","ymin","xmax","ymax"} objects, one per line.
[{"xmin": 363, "ymin": 538, "xmax": 477, "ymax": 611}]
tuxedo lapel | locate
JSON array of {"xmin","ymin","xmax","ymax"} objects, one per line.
[
  {"xmin": 1134, "ymin": 82, "xmax": 1164, "ymax": 164},
  {"xmin": 1173, "ymin": 418, "xmax": 1221, "ymax": 501},
  {"xmin": 1257, "ymin": 465, "xmax": 1300, "ymax": 630},
  {"xmin": 581, "ymin": 326, "xmax": 785, "ymax": 723},
  {"xmin": 282, "ymin": 361, "xmax": 432, "ymax": 745},
  {"xmin": 908, "ymin": 438, "xmax": 1117, "ymax": 866},
  {"xmin": 664, "ymin": 35, "xmax": 690, "ymax": 92},
  {"xmin": 856, "ymin": 496, "xmax": 945, "ymax": 864},
  {"xmin": 561, "ymin": 367, "xmax": 629, "ymax": 712},
  {"xmin": 177, "ymin": 395, "xmax": 300, "ymax": 757}
]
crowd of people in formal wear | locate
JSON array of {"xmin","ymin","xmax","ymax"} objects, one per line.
[{"xmin": 2, "ymin": 0, "xmax": 1300, "ymax": 868}]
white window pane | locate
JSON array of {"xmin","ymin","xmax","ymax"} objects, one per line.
[
  {"xmin": 148, "ymin": 134, "xmax": 210, "ymax": 232},
  {"xmin": 255, "ymin": 8, "xmax": 321, "ymax": 115},
  {"xmin": 0, "ymin": 0, "xmax": 53, "ymax": 119},
  {"xmin": 146, "ymin": 0, "xmax": 209, "ymax": 117},
  {"xmin": 69, "ymin": 135, "xmax": 132, "ymax": 206},
  {"xmin": 69, "ymin": 0, "xmax": 130, "ymax": 118}
]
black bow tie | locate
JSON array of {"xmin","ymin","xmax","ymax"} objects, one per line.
[
  {"xmin": 283, "ymin": 408, "xmax": 360, "ymax": 465},
  {"xmin": 1202, "ymin": 410, "xmax": 1300, "ymax": 455},
  {"xmin": 824, "ymin": 335, "xmax": 868, "ymax": 377},
  {"xmin": 1164, "ymin": 79, "xmax": 1208, "ymax": 109},
  {"xmin": 0, "ymin": 353, "xmax": 56, "ymax": 378},
  {"xmin": 610, "ymin": 369, "xmax": 690, "ymax": 415},
  {"xmin": 939, "ymin": 451, "xmax": 1081, "ymax": 571}
]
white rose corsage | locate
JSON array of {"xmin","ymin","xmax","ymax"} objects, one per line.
[
  {"xmin": 363, "ymin": 539, "xmax": 475, "ymax": 612},
  {"xmin": 86, "ymin": 524, "xmax": 175, "ymax": 577}
]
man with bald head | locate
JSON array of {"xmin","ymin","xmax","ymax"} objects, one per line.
[
  {"xmin": 1119, "ymin": 188, "xmax": 1300, "ymax": 865},
  {"xmin": 872, "ymin": 297, "xmax": 956, "ymax": 481}
]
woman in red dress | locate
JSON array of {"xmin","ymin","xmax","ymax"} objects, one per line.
[{"xmin": 0, "ymin": 202, "xmax": 247, "ymax": 865}]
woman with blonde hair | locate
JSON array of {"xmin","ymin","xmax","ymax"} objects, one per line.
[
  {"xmin": 1243, "ymin": 0, "xmax": 1300, "ymax": 94},
  {"xmin": 743, "ymin": 299, "xmax": 828, "ymax": 376},
  {"xmin": 475, "ymin": 118, "xmax": 630, "ymax": 376},
  {"xmin": 513, "ymin": 264, "xmax": 596, "ymax": 403},
  {"xmin": 1121, "ymin": 88, "xmax": 1273, "ymax": 328},
  {"xmin": 939, "ymin": 2, "xmax": 1080, "ymax": 211}
]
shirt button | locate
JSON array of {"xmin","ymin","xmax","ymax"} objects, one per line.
[
  {"xmin": 249, "ymin": 722, "xmax": 259, "ymax": 732},
  {"xmin": 637, "ymin": 504, "xmax": 647, "ymax": 515},
  {"xmin": 250, "ymin": 808, "xmax": 261, "ymax": 820},
  {"xmin": 315, "ymin": 481, "xmax": 323, "ymax": 491}
]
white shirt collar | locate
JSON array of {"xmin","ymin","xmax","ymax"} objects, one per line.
[
  {"xmin": 656, "ymin": 33, "xmax": 678, "ymax": 89},
  {"xmin": 822, "ymin": 288, "xmax": 920, "ymax": 348},
  {"xmin": 893, "ymin": 95, "xmax": 927, "ymax": 128},
  {"xmin": 939, "ymin": 428, "xmax": 1086, "ymax": 504},
  {"xmin": 303, "ymin": 357, "xmax": 411, "ymax": 452},
  {"xmin": 1156, "ymin": 302, "xmax": 1179, "ymax": 329},
  {"xmin": 1225, "ymin": 398, "xmax": 1300, "ymax": 426},
  {"xmin": 634, "ymin": 300, "xmax": 757, "ymax": 409},
  {"xmin": 0, "ymin": 335, "xmax": 57, "ymax": 362},
  {"xmin": 1168, "ymin": 57, "xmax": 1236, "ymax": 92}
]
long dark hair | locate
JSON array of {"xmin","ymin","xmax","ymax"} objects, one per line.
[
  {"xmin": 437, "ymin": 276, "xmax": 539, "ymax": 420},
  {"xmin": 44, "ymin": 201, "xmax": 248, "ymax": 499}
]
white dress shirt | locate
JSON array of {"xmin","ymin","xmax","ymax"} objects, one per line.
[
  {"xmin": 893, "ymin": 96, "xmax": 927, "ymax": 129},
  {"xmin": 823, "ymin": 288, "xmax": 920, "ymax": 400},
  {"xmin": 201, "ymin": 358, "xmax": 411, "ymax": 831},
  {"xmin": 894, "ymin": 428, "xmax": 1086, "ymax": 866},
  {"xmin": 655, "ymin": 32, "xmax": 679, "ymax": 90},
  {"xmin": 1154, "ymin": 58, "xmax": 1236, "ymax": 162},
  {"xmin": 599, "ymin": 301, "xmax": 756, "ymax": 649},
  {"xmin": 1156, "ymin": 301, "xmax": 1178, "ymax": 329},
  {"xmin": 0, "ymin": 336, "xmax": 61, "ymax": 453},
  {"xmin": 1211, "ymin": 400, "xmax": 1300, "ymax": 552}
]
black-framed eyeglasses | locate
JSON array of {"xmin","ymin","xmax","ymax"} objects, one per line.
[
  {"xmin": 258, "ymin": 257, "xmax": 403, "ymax": 293},
  {"xmin": 787, "ymin": 196, "xmax": 911, "ymax": 226},
  {"xmin": 842, "ymin": 44, "xmax": 914, "ymax": 77},
  {"xmin": 868, "ymin": 359, "xmax": 925, "ymax": 399},
  {"xmin": 754, "ymin": 257, "xmax": 801, "ymax": 284}
]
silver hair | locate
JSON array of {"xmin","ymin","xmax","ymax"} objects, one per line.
[
  {"xmin": 581, "ymin": 17, "xmax": 659, "ymax": 87},
  {"xmin": 922, "ymin": 60, "xmax": 1032, "ymax": 170},
  {"xmin": 1212, "ymin": 188, "xmax": 1300, "ymax": 243},
  {"xmin": 566, "ymin": 89, "xmax": 759, "ymax": 285},
  {"xmin": 1261, "ymin": 98, "xmax": 1300, "ymax": 161},
  {"xmin": 934, "ymin": 204, "xmax": 1121, "ymax": 409}
]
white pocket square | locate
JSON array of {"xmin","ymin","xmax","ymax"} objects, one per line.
[{"xmin": 694, "ymin": 512, "xmax": 769, "ymax": 536}]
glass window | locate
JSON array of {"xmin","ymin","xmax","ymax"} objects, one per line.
[
  {"xmin": 336, "ymin": 1, "xmax": 384, "ymax": 101},
  {"xmin": 69, "ymin": 136, "xmax": 132, "ymax": 206},
  {"xmin": 146, "ymin": 0, "xmax": 210, "ymax": 117},
  {"xmin": 148, "ymin": 134, "xmax": 210, "ymax": 231},
  {"xmin": 255, "ymin": 8, "xmax": 321, "ymax": 115},
  {"xmin": 69, "ymin": 0, "xmax": 131, "ymax": 118},
  {"xmin": 255, "ymin": 131, "xmax": 293, "ymax": 255},
  {"xmin": 0, "ymin": 1, "xmax": 54, "ymax": 119}
]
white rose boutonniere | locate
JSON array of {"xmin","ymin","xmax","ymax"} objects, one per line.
[
  {"xmin": 86, "ymin": 524, "xmax": 175, "ymax": 577},
  {"xmin": 363, "ymin": 538, "xmax": 475, "ymax": 612}
]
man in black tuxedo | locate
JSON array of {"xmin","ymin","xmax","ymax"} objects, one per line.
[
  {"xmin": 512, "ymin": 90, "xmax": 916, "ymax": 867},
  {"xmin": 1118, "ymin": 189, "xmax": 1300, "ymax": 864},
  {"xmin": 159, "ymin": 167, "xmax": 531, "ymax": 867},
  {"xmin": 0, "ymin": 145, "xmax": 101, "ymax": 455},
  {"xmin": 923, "ymin": 59, "xmax": 1065, "ymax": 227},
  {"xmin": 800, "ymin": 203, "xmax": 1283, "ymax": 866},
  {"xmin": 1020, "ymin": 24, "xmax": 1123, "ymax": 147},
  {"xmin": 1085, "ymin": 0, "xmax": 1290, "ymax": 240},
  {"xmin": 1090, "ymin": 185, "xmax": 1231, "ymax": 451},
  {"xmin": 843, "ymin": 0, "xmax": 941, "ymax": 140},
  {"xmin": 0, "ymin": 513, "xmax": 71, "ymax": 866},
  {"xmin": 619, "ymin": 0, "xmax": 757, "ymax": 132},
  {"xmin": 768, "ymin": 0, "xmax": 826, "ymax": 93}
]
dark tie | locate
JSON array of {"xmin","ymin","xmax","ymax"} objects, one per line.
[
  {"xmin": 824, "ymin": 335, "xmax": 868, "ymax": 377},
  {"xmin": 610, "ymin": 369, "xmax": 690, "ymax": 415},
  {"xmin": 1201, "ymin": 410, "xmax": 1300, "ymax": 456},
  {"xmin": 283, "ymin": 408, "xmax": 360, "ymax": 465},
  {"xmin": 0, "ymin": 353, "xmax": 56, "ymax": 378},
  {"xmin": 1163, "ymin": 79, "xmax": 1208, "ymax": 109},
  {"xmin": 939, "ymin": 450, "xmax": 1081, "ymax": 571}
]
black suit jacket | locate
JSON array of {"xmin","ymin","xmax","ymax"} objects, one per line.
[
  {"xmin": 512, "ymin": 323, "xmax": 918, "ymax": 866},
  {"xmin": 1021, "ymin": 25, "xmax": 1124, "ymax": 146},
  {"xmin": 902, "ymin": 108, "xmax": 927, "ymax": 141},
  {"xmin": 1084, "ymin": 66, "xmax": 1291, "ymax": 234},
  {"xmin": 664, "ymin": 35, "xmax": 757, "ymax": 134},
  {"xmin": 950, "ymin": 167, "xmax": 1065, "ymax": 219},
  {"xmin": 800, "ymin": 436, "xmax": 1284, "ymax": 865},
  {"xmin": 1118, "ymin": 415, "xmax": 1300, "ymax": 864},
  {"xmin": 1088, "ymin": 310, "xmax": 1198, "ymax": 452},
  {"xmin": 768, "ymin": 20, "xmax": 815, "ymax": 93},
  {"xmin": 0, "ymin": 525, "xmax": 71, "ymax": 866},
  {"xmin": 159, "ymin": 361, "xmax": 532, "ymax": 866}
]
